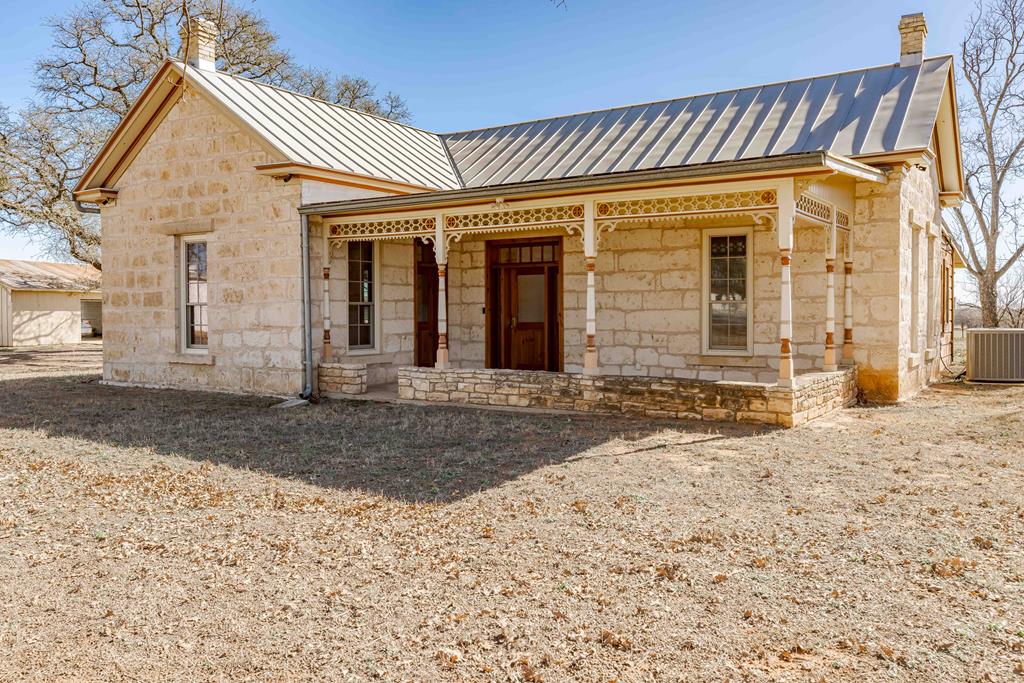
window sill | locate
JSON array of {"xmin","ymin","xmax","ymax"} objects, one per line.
[
  {"xmin": 170, "ymin": 353, "xmax": 214, "ymax": 366},
  {"xmin": 688, "ymin": 353, "xmax": 764, "ymax": 368},
  {"xmin": 346, "ymin": 347, "xmax": 382, "ymax": 357}
]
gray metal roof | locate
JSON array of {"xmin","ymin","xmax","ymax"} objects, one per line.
[
  {"xmin": 439, "ymin": 56, "xmax": 953, "ymax": 189},
  {"xmin": 179, "ymin": 63, "xmax": 462, "ymax": 190},
  {"xmin": 0, "ymin": 260, "xmax": 101, "ymax": 292}
]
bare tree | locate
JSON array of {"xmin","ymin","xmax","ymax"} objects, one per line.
[
  {"xmin": 0, "ymin": 106, "xmax": 104, "ymax": 268},
  {"xmin": 1, "ymin": 0, "xmax": 410, "ymax": 268},
  {"xmin": 948, "ymin": 0, "xmax": 1024, "ymax": 326}
]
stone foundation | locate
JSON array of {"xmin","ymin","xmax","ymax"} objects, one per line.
[
  {"xmin": 397, "ymin": 366, "xmax": 857, "ymax": 427},
  {"xmin": 319, "ymin": 362, "xmax": 367, "ymax": 395}
]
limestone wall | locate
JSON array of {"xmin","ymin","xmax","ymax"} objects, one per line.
[
  {"xmin": 99, "ymin": 89, "xmax": 306, "ymax": 395},
  {"xmin": 852, "ymin": 163, "xmax": 945, "ymax": 402},
  {"xmin": 319, "ymin": 238, "xmax": 415, "ymax": 386},
  {"xmin": 397, "ymin": 366, "xmax": 857, "ymax": 428},
  {"xmin": 442, "ymin": 219, "xmax": 834, "ymax": 383}
]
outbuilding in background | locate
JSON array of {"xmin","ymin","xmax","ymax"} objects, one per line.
[{"xmin": 0, "ymin": 260, "xmax": 101, "ymax": 347}]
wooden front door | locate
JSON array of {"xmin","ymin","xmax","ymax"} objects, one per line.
[
  {"xmin": 487, "ymin": 238, "xmax": 562, "ymax": 371},
  {"xmin": 414, "ymin": 238, "xmax": 439, "ymax": 367}
]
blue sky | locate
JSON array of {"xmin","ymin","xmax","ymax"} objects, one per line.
[{"xmin": 0, "ymin": 0, "xmax": 975, "ymax": 260}]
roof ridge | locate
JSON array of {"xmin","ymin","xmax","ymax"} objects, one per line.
[{"xmin": 440, "ymin": 55, "xmax": 954, "ymax": 138}]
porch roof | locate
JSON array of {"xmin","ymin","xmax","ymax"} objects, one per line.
[{"xmin": 299, "ymin": 150, "xmax": 881, "ymax": 217}]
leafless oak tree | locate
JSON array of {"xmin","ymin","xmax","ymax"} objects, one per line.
[
  {"xmin": 948, "ymin": 0, "xmax": 1024, "ymax": 326},
  {"xmin": 1, "ymin": 0, "xmax": 410, "ymax": 268}
]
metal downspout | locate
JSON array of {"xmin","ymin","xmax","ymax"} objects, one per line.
[{"xmin": 300, "ymin": 214, "xmax": 314, "ymax": 398}]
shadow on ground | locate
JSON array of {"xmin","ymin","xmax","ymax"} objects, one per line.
[{"xmin": 0, "ymin": 365, "xmax": 764, "ymax": 503}]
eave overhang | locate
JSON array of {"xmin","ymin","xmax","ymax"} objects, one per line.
[
  {"xmin": 252, "ymin": 162, "xmax": 431, "ymax": 195},
  {"xmin": 301, "ymin": 151, "xmax": 885, "ymax": 218},
  {"xmin": 73, "ymin": 187, "xmax": 119, "ymax": 206}
]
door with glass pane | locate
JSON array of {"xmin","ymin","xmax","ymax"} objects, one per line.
[{"xmin": 486, "ymin": 239, "xmax": 562, "ymax": 371}]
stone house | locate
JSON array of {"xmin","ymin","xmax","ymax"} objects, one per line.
[{"xmin": 74, "ymin": 12, "xmax": 964, "ymax": 426}]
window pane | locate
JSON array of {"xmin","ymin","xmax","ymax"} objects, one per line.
[
  {"xmin": 347, "ymin": 242, "xmax": 375, "ymax": 347},
  {"xmin": 184, "ymin": 241, "xmax": 208, "ymax": 349},
  {"xmin": 706, "ymin": 234, "xmax": 749, "ymax": 351},
  {"xmin": 543, "ymin": 245, "xmax": 553, "ymax": 261},
  {"xmin": 729, "ymin": 257, "xmax": 746, "ymax": 280},
  {"xmin": 709, "ymin": 279, "xmax": 728, "ymax": 301}
]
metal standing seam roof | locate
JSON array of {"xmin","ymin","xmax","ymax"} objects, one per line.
[
  {"xmin": 439, "ymin": 56, "xmax": 953, "ymax": 189},
  {"xmin": 178, "ymin": 63, "xmax": 463, "ymax": 190},
  {"xmin": 0, "ymin": 260, "xmax": 101, "ymax": 292},
  {"xmin": 177, "ymin": 56, "xmax": 951, "ymax": 193}
]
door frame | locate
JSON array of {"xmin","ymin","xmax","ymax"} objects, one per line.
[
  {"xmin": 485, "ymin": 236, "xmax": 564, "ymax": 371},
  {"xmin": 412, "ymin": 237, "xmax": 443, "ymax": 367}
]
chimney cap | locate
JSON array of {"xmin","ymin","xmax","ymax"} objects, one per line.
[
  {"xmin": 179, "ymin": 16, "xmax": 219, "ymax": 70},
  {"xmin": 899, "ymin": 13, "xmax": 927, "ymax": 67}
]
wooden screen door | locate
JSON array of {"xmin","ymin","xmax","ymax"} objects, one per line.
[
  {"xmin": 487, "ymin": 238, "xmax": 562, "ymax": 371},
  {"xmin": 414, "ymin": 238, "xmax": 439, "ymax": 367}
]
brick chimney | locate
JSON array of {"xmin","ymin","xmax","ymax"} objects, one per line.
[
  {"xmin": 179, "ymin": 17, "xmax": 218, "ymax": 70},
  {"xmin": 898, "ymin": 13, "xmax": 927, "ymax": 67}
]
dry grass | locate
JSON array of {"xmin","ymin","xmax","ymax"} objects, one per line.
[{"xmin": 1, "ymin": 345, "xmax": 1022, "ymax": 682}]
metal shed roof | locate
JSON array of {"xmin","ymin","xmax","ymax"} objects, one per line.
[
  {"xmin": 180, "ymin": 63, "xmax": 462, "ymax": 191},
  {"xmin": 0, "ymin": 260, "xmax": 101, "ymax": 292},
  {"xmin": 439, "ymin": 56, "xmax": 953, "ymax": 189}
]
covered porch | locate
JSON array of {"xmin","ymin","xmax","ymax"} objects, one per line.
[{"xmin": 311, "ymin": 165, "xmax": 875, "ymax": 426}]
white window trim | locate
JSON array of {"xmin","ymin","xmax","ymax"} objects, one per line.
[
  {"xmin": 179, "ymin": 234, "xmax": 210, "ymax": 355},
  {"xmin": 346, "ymin": 240, "xmax": 382, "ymax": 356},
  {"xmin": 701, "ymin": 226, "xmax": 755, "ymax": 356}
]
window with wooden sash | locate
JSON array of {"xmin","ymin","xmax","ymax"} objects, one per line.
[
  {"xmin": 347, "ymin": 241, "xmax": 375, "ymax": 349},
  {"xmin": 181, "ymin": 238, "xmax": 208, "ymax": 351},
  {"xmin": 703, "ymin": 228, "xmax": 753, "ymax": 354}
]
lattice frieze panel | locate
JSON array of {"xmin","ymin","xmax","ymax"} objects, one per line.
[
  {"xmin": 796, "ymin": 194, "xmax": 833, "ymax": 223},
  {"xmin": 329, "ymin": 216, "xmax": 436, "ymax": 240},
  {"xmin": 445, "ymin": 204, "xmax": 584, "ymax": 230},
  {"xmin": 596, "ymin": 190, "xmax": 777, "ymax": 220},
  {"xmin": 836, "ymin": 210, "xmax": 850, "ymax": 228}
]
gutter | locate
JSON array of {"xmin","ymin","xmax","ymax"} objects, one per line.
[
  {"xmin": 299, "ymin": 151, "xmax": 885, "ymax": 217},
  {"xmin": 299, "ymin": 214, "xmax": 314, "ymax": 399},
  {"xmin": 74, "ymin": 201, "xmax": 101, "ymax": 215}
]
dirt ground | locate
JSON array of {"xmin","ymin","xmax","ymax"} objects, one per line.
[{"xmin": 1, "ymin": 345, "xmax": 1021, "ymax": 682}]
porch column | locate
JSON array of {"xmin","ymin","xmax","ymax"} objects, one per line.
[
  {"xmin": 322, "ymin": 228, "xmax": 332, "ymax": 362},
  {"xmin": 583, "ymin": 200, "xmax": 599, "ymax": 374},
  {"xmin": 842, "ymin": 234, "xmax": 854, "ymax": 363},
  {"xmin": 434, "ymin": 214, "xmax": 450, "ymax": 368},
  {"xmin": 777, "ymin": 182, "xmax": 795, "ymax": 388},
  {"xmin": 823, "ymin": 216, "xmax": 838, "ymax": 372}
]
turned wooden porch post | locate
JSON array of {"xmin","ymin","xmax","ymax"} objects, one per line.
[
  {"xmin": 842, "ymin": 232, "xmax": 854, "ymax": 363},
  {"xmin": 322, "ymin": 227, "xmax": 333, "ymax": 362},
  {"xmin": 778, "ymin": 182, "xmax": 795, "ymax": 387},
  {"xmin": 824, "ymin": 215, "xmax": 838, "ymax": 372},
  {"xmin": 434, "ymin": 214, "xmax": 450, "ymax": 368},
  {"xmin": 583, "ymin": 200, "xmax": 599, "ymax": 374}
]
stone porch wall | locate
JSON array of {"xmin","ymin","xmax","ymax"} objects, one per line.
[
  {"xmin": 319, "ymin": 362, "xmax": 367, "ymax": 395},
  {"xmin": 397, "ymin": 366, "xmax": 857, "ymax": 428}
]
